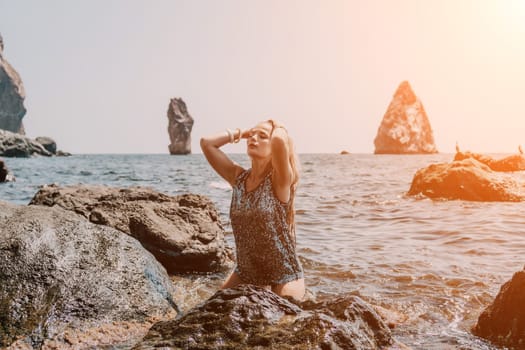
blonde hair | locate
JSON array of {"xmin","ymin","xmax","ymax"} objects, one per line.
[{"xmin": 267, "ymin": 119, "xmax": 300, "ymax": 237}]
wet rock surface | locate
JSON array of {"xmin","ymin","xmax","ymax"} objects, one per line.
[
  {"xmin": 0, "ymin": 201, "xmax": 177, "ymax": 348},
  {"xmin": 0, "ymin": 158, "xmax": 15, "ymax": 182},
  {"xmin": 133, "ymin": 284, "xmax": 396, "ymax": 350},
  {"xmin": 454, "ymin": 150, "xmax": 525, "ymax": 172},
  {"xmin": 30, "ymin": 184, "xmax": 233, "ymax": 274},
  {"xmin": 374, "ymin": 81, "xmax": 437, "ymax": 154},
  {"xmin": 472, "ymin": 268, "xmax": 525, "ymax": 349},
  {"xmin": 0, "ymin": 33, "xmax": 26, "ymax": 134},
  {"xmin": 167, "ymin": 97, "xmax": 194, "ymax": 155},
  {"xmin": 407, "ymin": 158, "xmax": 524, "ymax": 201}
]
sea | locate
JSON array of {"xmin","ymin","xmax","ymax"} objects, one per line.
[{"xmin": 1, "ymin": 153, "xmax": 524, "ymax": 350}]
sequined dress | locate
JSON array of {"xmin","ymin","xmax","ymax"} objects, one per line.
[{"xmin": 230, "ymin": 169, "xmax": 304, "ymax": 285}]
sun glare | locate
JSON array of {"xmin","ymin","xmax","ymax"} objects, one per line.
[{"xmin": 501, "ymin": 0, "xmax": 525, "ymax": 32}]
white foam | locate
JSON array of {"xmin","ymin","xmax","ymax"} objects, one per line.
[{"xmin": 209, "ymin": 181, "xmax": 231, "ymax": 190}]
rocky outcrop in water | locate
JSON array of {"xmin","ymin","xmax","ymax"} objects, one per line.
[
  {"xmin": 0, "ymin": 129, "xmax": 52, "ymax": 157},
  {"xmin": 0, "ymin": 130, "xmax": 70, "ymax": 157},
  {"xmin": 133, "ymin": 284, "xmax": 397, "ymax": 350},
  {"xmin": 454, "ymin": 148, "xmax": 525, "ymax": 172},
  {"xmin": 0, "ymin": 33, "xmax": 26, "ymax": 134},
  {"xmin": 0, "ymin": 159, "xmax": 15, "ymax": 182},
  {"xmin": 374, "ymin": 81, "xmax": 437, "ymax": 154},
  {"xmin": 167, "ymin": 97, "xmax": 194, "ymax": 155},
  {"xmin": 407, "ymin": 158, "xmax": 524, "ymax": 201},
  {"xmin": 30, "ymin": 184, "xmax": 233, "ymax": 274},
  {"xmin": 34, "ymin": 136, "xmax": 57, "ymax": 154},
  {"xmin": 472, "ymin": 268, "xmax": 525, "ymax": 349},
  {"xmin": 0, "ymin": 201, "xmax": 177, "ymax": 348}
]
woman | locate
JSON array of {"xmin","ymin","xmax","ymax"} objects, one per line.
[{"xmin": 200, "ymin": 120, "xmax": 305, "ymax": 300}]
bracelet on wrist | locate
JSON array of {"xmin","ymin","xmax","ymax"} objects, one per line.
[
  {"xmin": 226, "ymin": 129, "xmax": 234, "ymax": 143},
  {"xmin": 233, "ymin": 128, "xmax": 241, "ymax": 143}
]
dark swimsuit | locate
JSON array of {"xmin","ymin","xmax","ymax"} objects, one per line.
[{"xmin": 230, "ymin": 169, "xmax": 304, "ymax": 285}]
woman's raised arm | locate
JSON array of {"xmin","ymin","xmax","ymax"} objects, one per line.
[
  {"xmin": 270, "ymin": 124, "xmax": 293, "ymax": 202},
  {"xmin": 200, "ymin": 129, "xmax": 244, "ymax": 186}
]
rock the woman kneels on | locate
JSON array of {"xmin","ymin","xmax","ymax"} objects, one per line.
[{"xmin": 200, "ymin": 120, "xmax": 305, "ymax": 300}]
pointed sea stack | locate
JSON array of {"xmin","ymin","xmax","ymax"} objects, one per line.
[
  {"xmin": 167, "ymin": 98, "xmax": 194, "ymax": 155},
  {"xmin": 374, "ymin": 81, "xmax": 437, "ymax": 154},
  {"xmin": 0, "ymin": 33, "xmax": 26, "ymax": 134}
]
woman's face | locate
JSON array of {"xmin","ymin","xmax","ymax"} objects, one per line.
[{"xmin": 246, "ymin": 121, "xmax": 273, "ymax": 160}]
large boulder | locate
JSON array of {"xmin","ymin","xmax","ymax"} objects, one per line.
[
  {"xmin": 407, "ymin": 158, "xmax": 524, "ymax": 201},
  {"xmin": 472, "ymin": 268, "xmax": 525, "ymax": 349},
  {"xmin": 374, "ymin": 81, "xmax": 437, "ymax": 154},
  {"xmin": 29, "ymin": 184, "xmax": 233, "ymax": 274},
  {"xmin": 0, "ymin": 201, "xmax": 178, "ymax": 348},
  {"xmin": 454, "ymin": 149, "xmax": 525, "ymax": 172},
  {"xmin": 133, "ymin": 284, "xmax": 397, "ymax": 350},
  {"xmin": 0, "ymin": 129, "xmax": 52, "ymax": 157},
  {"xmin": 167, "ymin": 97, "xmax": 194, "ymax": 155},
  {"xmin": 0, "ymin": 33, "xmax": 26, "ymax": 134}
]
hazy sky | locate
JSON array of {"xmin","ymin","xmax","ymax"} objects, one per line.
[{"xmin": 1, "ymin": 0, "xmax": 524, "ymax": 154}]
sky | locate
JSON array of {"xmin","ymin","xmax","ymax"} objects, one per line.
[{"xmin": 1, "ymin": 0, "xmax": 525, "ymax": 154}]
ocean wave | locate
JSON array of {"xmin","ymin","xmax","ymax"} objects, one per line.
[{"xmin": 208, "ymin": 181, "xmax": 231, "ymax": 190}]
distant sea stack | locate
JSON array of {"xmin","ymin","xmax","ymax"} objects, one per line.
[
  {"xmin": 167, "ymin": 98, "xmax": 194, "ymax": 155},
  {"xmin": 374, "ymin": 81, "xmax": 437, "ymax": 154},
  {"xmin": 0, "ymin": 33, "xmax": 26, "ymax": 134}
]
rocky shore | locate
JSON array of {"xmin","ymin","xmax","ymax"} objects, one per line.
[{"xmin": 1, "ymin": 185, "xmax": 411, "ymax": 349}]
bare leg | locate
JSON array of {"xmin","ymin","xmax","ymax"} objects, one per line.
[
  {"xmin": 220, "ymin": 270, "xmax": 244, "ymax": 289},
  {"xmin": 272, "ymin": 278, "xmax": 305, "ymax": 301}
]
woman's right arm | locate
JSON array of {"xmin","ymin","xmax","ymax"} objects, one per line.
[{"xmin": 200, "ymin": 130, "xmax": 244, "ymax": 186}]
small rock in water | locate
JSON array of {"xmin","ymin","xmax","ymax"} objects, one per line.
[{"xmin": 0, "ymin": 158, "xmax": 15, "ymax": 182}]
